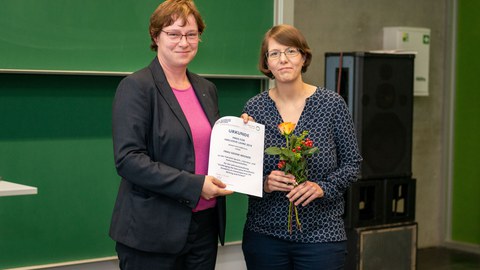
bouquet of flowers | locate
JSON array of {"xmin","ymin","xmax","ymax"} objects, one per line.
[{"xmin": 265, "ymin": 122, "xmax": 319, "ymax": 234}]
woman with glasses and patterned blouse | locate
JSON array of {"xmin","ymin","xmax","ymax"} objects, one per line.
[
  {"xmin": 109, "ymin": 1, "xmax": 232, "ymax": 269},
  {"xmin": 241, "ymin": 24, "xmax": 362, "ymax": 269}
]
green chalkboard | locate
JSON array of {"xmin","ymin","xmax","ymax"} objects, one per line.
[
  {"xmin": 0, "ymin": 73, "xmax": 263, "ymax": 269},
  {"xmin": 0, "ymin": 0, "xmax": 273, "ymax": 76}
]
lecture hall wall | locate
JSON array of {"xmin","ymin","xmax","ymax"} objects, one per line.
[{"xmin": 295, "ymin": 0, "xmax": 480, "ymax": 250}]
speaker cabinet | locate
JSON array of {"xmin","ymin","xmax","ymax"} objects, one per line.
[
  {"xmin": 344, "ymin": 179, "xmax": 384, "ymax": 228},
  {"xmin": 346, "ymin": 222, "xmax": 417, "ymax": 270},
  {"xmin": 325, "ymin": 52, "xmax": 414, "ymax": 180},
  {"xmin": 344, "ymin": 178, "xmax": 416, "ymax": 228},
  {"xmin": 384, "ymin": 178, "xmax": 416, "ymax": 224}
]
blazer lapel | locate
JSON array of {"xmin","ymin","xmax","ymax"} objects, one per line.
[{"xmin": 148, "ymin": 58, "xmax": 193, "ymax": 141}]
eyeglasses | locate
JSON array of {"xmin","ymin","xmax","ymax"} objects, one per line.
[
  {"xmin": 266, "ymin": 47, "xmax": 302, "ymax": 60},
  {"xmin": 161, "ymin": 30, "xmax": 199, "ymax": 43}
]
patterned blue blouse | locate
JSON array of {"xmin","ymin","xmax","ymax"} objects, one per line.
[{"xmin": 243, "ymin": 87, "xmax": 362, "ymax": 243}]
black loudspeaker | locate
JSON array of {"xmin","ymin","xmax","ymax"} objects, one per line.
[
  {"xmin": 346, "ymin": 222, "xmax": 417, "ymax": 270},
  {"xmin": 325, "ymin": 52, "xmax": 414, "ymax": 179}
]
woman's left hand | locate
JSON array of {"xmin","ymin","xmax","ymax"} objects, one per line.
[
  {"xmin": 286, "ymin": 181, "xmax": 324, "ymax": 207},
  {"xmin": 240, "ymin": 113, "xmax": 255, "ymax": 123}
]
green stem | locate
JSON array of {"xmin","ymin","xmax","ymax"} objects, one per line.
[{"xmin": 294, "ymin": 205, "xmax": 302, "ymax": 231}]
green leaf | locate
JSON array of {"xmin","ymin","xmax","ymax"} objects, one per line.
[
  {"xmin": 290, "ymin": 136, "xmax": 299, "ymax": 146},
  {"xmin": 285, "ymin": 163, "xmax": 292, "ymax": 172},
  {"xmin": 304, "ymin": 147, "xmax": 319, "ymax": 155},
  {"xmin": 265, "ymin": 147, "xmax": 282, "ymax": 155},
  {"xmin": 281, "ymin": 149, "xmax": 295, "ymax": 159}
]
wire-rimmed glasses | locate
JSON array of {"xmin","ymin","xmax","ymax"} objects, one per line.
[
  {"xmin": 161, "ymin": 30, "xmax": 199, "ymax": 43},
  {"xmin": 266, "ymin": 47, "xmax": 302, "ymax": 60}
]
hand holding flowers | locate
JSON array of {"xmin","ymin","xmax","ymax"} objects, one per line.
[{"xmin": 264, "ymin": 122, "xmax": 320, "ymax": 234}]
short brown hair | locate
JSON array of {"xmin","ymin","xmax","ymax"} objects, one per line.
[
  {"xmin": 149, "ymin": 0, "xmax": 205, "ymax": 51},
  {"xmin": 259, "ymin": 24, "xmax": 312, "ymax": 79}
]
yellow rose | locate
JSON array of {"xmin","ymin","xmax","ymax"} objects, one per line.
[{"xmin": 278, "ymin": 122, "xmax": 295, "ymax": 135}]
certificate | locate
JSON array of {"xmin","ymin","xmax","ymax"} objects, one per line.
[{"xmin": 208, "ymin": 116, "xmax": 265, "ymax": 197}]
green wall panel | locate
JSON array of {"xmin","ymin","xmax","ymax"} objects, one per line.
[
  {"xmin": 0, "ymin": 73, "xmax": 262, "ymax": 268},
  {"xmin": 451, "ymin": 0, "xmax": 480, "ymax": 245}
]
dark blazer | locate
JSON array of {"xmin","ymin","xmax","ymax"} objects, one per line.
[{"xmin": 109, "ymin": 58, "xmax": 226, "ymax": 254}]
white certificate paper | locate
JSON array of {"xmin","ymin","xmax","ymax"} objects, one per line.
[{"xmin": 208, "ymin": 116, "xmax": 265, "ymax": 197}]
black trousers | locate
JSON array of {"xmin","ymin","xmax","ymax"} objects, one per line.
[{"xmin": 116, "ymin": 208, "xmax": 219, "ymax": 270}]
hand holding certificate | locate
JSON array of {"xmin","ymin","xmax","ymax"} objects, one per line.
[{"xmin": 208, "ymin": 116, "xmax": 265, "ymax": 197}]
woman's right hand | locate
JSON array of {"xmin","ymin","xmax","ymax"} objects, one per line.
[
  {"xmin": 264, "ymin": 170, "xmax": 297, "ymax": 193},
  {"xmin": 201, "ymin": 176, "xmax": 234, "ymax": 200}
]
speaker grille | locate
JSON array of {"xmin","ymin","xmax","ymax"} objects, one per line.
[
  {"xmin": 360, "ymin": 224, "xmax": 417, "ymax": 270},
  {"xmin": 360, "ymin": 54, "xmax": 413, "ymax": 179},
  {"xmin": 325, "ymin": 52, "xmax": 414, "ymax": 179},
  {"xmin": 345, "ymin": 222, "xmax": 418, "ymax": 270},
  {"xmin": 364, "ymin": 113, "xmax": 406, "ymax": 174}
]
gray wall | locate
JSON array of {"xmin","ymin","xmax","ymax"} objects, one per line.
[{"xmin": 295, "ymin": 0, "xmax": 451, "ymax": 248}]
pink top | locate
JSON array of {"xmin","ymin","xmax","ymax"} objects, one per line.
[{"xmin": 172, "ymin": 86, "xmax": 216, "ymax": 212}]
